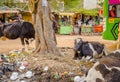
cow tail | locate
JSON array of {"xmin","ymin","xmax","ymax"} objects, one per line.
[{"xmin": 74, "ymin": 39, "xmax": 76, "ymax": 50}]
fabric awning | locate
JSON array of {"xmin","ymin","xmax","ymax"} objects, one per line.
[
  {"xmin": 59, "ymin": 13, "xmax": 75, "ymax": 16},
  {"xmin": 0, "ymin": 10, "xmax": 19, "ymax": 13}
]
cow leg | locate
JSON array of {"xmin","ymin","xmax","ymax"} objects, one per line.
[
  {"xmin": 20, "ymin": 36, "xmax": 25, "ymax": 49},
  {"xmin": 73, "ymin": 51, "xmax": 79, "ymax": 59},
  {"xmin": 24, "ymin": 38, "xmax": 29, "ymax": 45},
  {"xmin": 86, "ymin": 55, "xmax": 94, "ymax": 62},
  {"xmin": 78, "ymin": 52, "xmax": 83, "ymax": 59},
  {"xmin": 73, "ymin": 51, "xmax": 82, "ymax": 60},
  {"xmin": 25, "ymin": 39, "xmax": 30, "ymax": 50}
]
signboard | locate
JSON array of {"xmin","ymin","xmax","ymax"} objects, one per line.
[
  {"xmin": 109, "ymin": 0, "xmax": 120, "ymax": 4},
  {"xmin": 99, "ymin": 9, "xmax": 104, "ymax": 16},
  {"xmin": 109, "ymin": 18, "xmax": 115, "ymax": 23},
  {"xmin": 84, "ymin": 0, "xmax": 97, "ymax": 9},
  {"xmin": 117, "ymin": 5, "xmax": 120, "ymax": 17}
]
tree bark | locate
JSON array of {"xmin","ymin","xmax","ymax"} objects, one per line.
[{"xmin": 31, "ymin": 0, "xmax": 61, "ymax": 55}]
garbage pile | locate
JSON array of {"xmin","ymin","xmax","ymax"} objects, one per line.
[
  {"xmin": 0, "ymin": 48, "xmax": 95, "ymax": 82},
  {"xmin": 0, "ymin": 48, "xmax": 34, "ymax": 82}
]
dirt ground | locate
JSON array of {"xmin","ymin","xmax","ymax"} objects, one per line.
[
  {"xmin": 0, "ymin": 35, "xmax": 118, "ymax": 82},
  {"xmin": 0, "ymin": 35, "xmax": 115, "ymax": 53}
]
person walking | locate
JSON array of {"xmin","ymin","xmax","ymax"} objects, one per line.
[{"xmin": 77, "ymin": 17, "xmax": 82, "ymax": 35}]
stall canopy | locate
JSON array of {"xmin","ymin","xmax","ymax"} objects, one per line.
[
  {"xmin": 0, "ymin": 10, "xmax": 19, "ymax": 13},
  {"xmin": 59, "ymin": 12, "xmax": 75, "ymax": 16},
  {"xmin": 0, "ymin": 6, "xmax": 19, "ymax": 13}
]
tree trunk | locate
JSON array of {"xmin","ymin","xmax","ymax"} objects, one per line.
[{"xmin": 31, "ymin": 0, "xmax": 61, "ymax": 55}]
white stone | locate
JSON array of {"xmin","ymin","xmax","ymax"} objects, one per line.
[
  {"xmin": 74, "ymin": 76, "xmax": 81, "ymax": 82},
  {"xmin": 10, "ymin": 72, "xmax": 18, "ymax": 80},
  {"xmin": 20, "ymin": 80, "xmax": 26, "ymax": 82},
  {"xmin": 19, "ymin": 65, "xmax": 26, "ymax": 70},
  {"xmin": 44, "ymin": 66, "xmax": 49, "ymax": 71},
  {"xmin": 25, "ymin": 71, "xmax": 33, "ymax": 78}
]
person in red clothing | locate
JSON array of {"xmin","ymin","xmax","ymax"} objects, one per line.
[{"xmin": 109, "ymin": 5, "xmax": 116, "ymax": 17}]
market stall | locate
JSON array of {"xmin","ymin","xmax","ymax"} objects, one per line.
[
  {"xmin": 81, "ymin": 24, "xmax": 92, "ymax": 35},
  {"xmin": 59, "ymin": 25, "xmax": 73, "ymax": 34},
  {"xmin": 58, "ymin": 12, "xmax": 74, "ymax": 34},
  {"xmin": 0, "ymin": 6, "xmax": 19, "ymax": 23}
]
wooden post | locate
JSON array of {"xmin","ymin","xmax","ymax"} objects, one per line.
[{"xmin": 117, "ymin": 22, "xmax": 120, "ymax": 49}]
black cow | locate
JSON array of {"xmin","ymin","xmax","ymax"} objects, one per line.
[
  {"xmin": 74, "ymin": 38, "xmax": 107, "ymax": 60},
  {"xmin": 0, "ymin": 21, "xmax": 35, "ymax": 46}
]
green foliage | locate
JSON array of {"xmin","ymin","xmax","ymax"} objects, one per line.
[
  {"xmin": 50, "ymin": 0, "xmax": 81, "ymax": 12},
  {"xmin": 71, "ymin": 8, "xmax": 99, "ymax": 16},
  {"xmin": 50, "ymin": 0, "xmax": 98, "ymax": 15},
  {"xmin": 0, "ymin": 0, "xmax": 14, "ymax": 7},
  {"xmin": 0, "ymin": 0, "xmax": 28, "ymax": 11},
  {"xmin": 62, "ymin": 0, "xmax": 80, "ymax": 9},
  {"xmin": 0, "ymin": 0, "xmax": 99, "ymax": 15},
  {"xmin": 50, "ymin": 0, "xmax": 59, "ymax": 11},
  {"xmin": 76, "ymin": 8, "xmax": 98, "ymax": 16}
]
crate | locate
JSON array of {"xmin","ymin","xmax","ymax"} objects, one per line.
[
  {"xmin": 81, "ymin": 27, "xmax": 92, "ymax": 33},
  {"xmin": 94, "ymin": 25, "xmax": 103, "ymax": 33}
]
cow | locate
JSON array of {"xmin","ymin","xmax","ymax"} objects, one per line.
[
  {"xmin": 85, "ymin": 50, "xmax": 120, "ymax": 82},
  {"xmin": 0, "ymin": 21, "xmax": 35, "ymax": 46},
  {"xmin": 74, "ymin": 38, "xmax": 107, "ymax": 60}
]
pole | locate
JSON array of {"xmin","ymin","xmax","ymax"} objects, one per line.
[{"xmin": 117, "ymin": 22, "xmax": 120, "ymax": 49}]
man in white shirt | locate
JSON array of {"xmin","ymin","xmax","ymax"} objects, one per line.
[{"xmin": 77, "ymin": 18, "xmax": 82, "ymax": 35}]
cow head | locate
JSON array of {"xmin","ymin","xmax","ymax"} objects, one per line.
[
  {"xmin": 74, "ymin": 38, "xmax": 83, "ymax": 59},
  {"xmin": 75, "ymin": 38, "xmax": 83, "ymax": 51}
]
